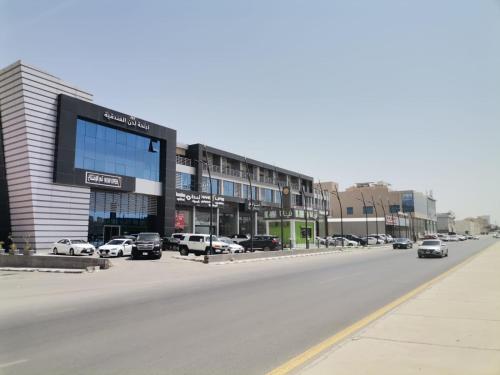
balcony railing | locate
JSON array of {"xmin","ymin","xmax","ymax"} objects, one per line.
[{"xmin": 176, "ymin": 155, "xmax": 193, "ymax": 167}]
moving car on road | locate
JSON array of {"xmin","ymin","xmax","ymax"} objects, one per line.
[
  {"xmin": 98, "ymin": 238, "xmax": 134, "ymax": 258},
  {"xmin": 239, "ymin": 235, "xmax": 282, "ymax": 252},
  {"xmin": 131, "ymin": 232, "xmax": 162, "ymax": 260},
  {"xmin": 418, "ymin": 239, "xmax": 448, "ymax": 258},
  {"xmin": 52, "ymin": 239, "xmax": 96, "ymax": 256},
  {"xmin": 392, "ymin": 238, "xmax": 413, "ymax": 249}
]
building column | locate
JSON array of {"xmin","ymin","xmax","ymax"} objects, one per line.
[
  {"xmin": 192, "ymin": 206, "xmax": 196, "ymax": 233},
  {"xmin": 216, "ymin": 207, "xmax": 219, "ymax": 236},
  {"xmin": 254, "ymin": 211, "xmax": 258, "ymax": 235},
  {"xmin": 265, "ymin": 220, "xmax": 270, "ymax": 235},
  {"xmin": 235, "ymin": 204, "xmax": 240, "ymax": 234}
]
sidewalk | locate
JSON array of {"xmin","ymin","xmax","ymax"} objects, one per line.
[{"xmin": 298, "ymin": 241, "xmax": 500, "ymax": 375}]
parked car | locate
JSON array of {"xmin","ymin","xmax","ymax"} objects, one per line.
[
  {"xmin": 392, "ymin": 238, "xmax": 413, "ymax": 249},
  {"xmin": 52, "ymin": 238, "xmax": 95, "ymax": 256},
  {"xmin": 178, "ymin": 234, "xmax": 229, "ymax": 256},
  {"xmin": 98, "ymin": 238, "xmax": 134, "ymax": 258},
  {"xmin": 448, "ymin": 234, "xmax": 459, "ymax": 242},
  {"xmin": 385, "ymin": 235, "xmax": 394, "ymax": 243},
  {"xmin": 418, "ymin": 240, "xmax": 448, "ymax": 258},
  {"xmin": 162, "ymin": 233, "xmax": 186, "ymax": 250},
  {"xmin": 493, "ymin": 233, "xmax": 500, "ymax": 239},
  {"xmin": 361, "ymin": 236, "xmax": 378, "ymax": 245},
  {"xmin": 131, "ymin": 232, "xmax": 162, "ymax": 259},
  {"xmin": 370, "ymin": 234, "xmax": 387, "ymax": 244},
  {"xmin": 218, "ymin": 237, "xmax": 245, "ymax": 253},
  {"xmin": 438, "ymin": 234, "xmax": 450, "ymax": 241},
  {"xmin": 471, "ymin": 235, "xmax": 480, "ymax": 240},
  {"xmin": 332, "ymin": 237, "xmax": 358, "ymax": 247},
  {"xmin": 229, "ymin": 234, "xmax": 250, "ymax": 244},
  {"xmin": 239, "ymin": 235, "xmax": 282, "ymax": 252},
  {"xmin": 458, "ymin": 235, "xmax": 467, "ymax": 241},
  {"xmin": 424, "ymin": 234, "xmax": 438, "ymax": 239},
  {"xmin": 344, "ymin": 234, "xmax": 367, "ymax": 246}
]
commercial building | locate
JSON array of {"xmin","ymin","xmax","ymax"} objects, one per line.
[
  {"xmin": 321, "ymin": 181, "xmax": 437, "ymax": 240},
  {"xmin": 437, "ymin": 211, "xmax": 456, "ymax": 233},
  {"xmin": 0, "ymin": 61, "xmax": 325, "ymax": 250},
  {"xmin": 455, "ymin": 216, "xmax": 491, "ymax": 235}
]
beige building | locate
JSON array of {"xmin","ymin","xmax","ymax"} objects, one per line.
[
  {"xmin": 455, "ymin": 216, "xmax": 491, "ymax": 235},
  {"xmin": 437, "ymin": 211, "xmax": 456, "ymax": 233},
  {"xmin": 316, "ymin": 181, "xmax": 437, "ymax": 240}
]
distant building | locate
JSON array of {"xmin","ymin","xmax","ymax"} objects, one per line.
[
  {"xmin": 455, "ymin": 216, "xmax": 492, "ymax": 235},
  {"xmin": 319, "ymin": 181, "xmax": 437, "ymax": 240},
  {"xmin": 437, "ymin": 211, "xmax": 456, "ymax": 233}
]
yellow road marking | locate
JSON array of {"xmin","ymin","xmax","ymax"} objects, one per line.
[{"xmin": 266, "ymin": 243, "xmax": 494, "ymax": 375}]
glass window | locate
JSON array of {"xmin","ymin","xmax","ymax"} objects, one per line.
[
  {"xmin": 223, "ymin": 181, "xmax": 235, "ymax": 197},
  {"xmin": 202, "ymin": 177, "xmax": 219, "ymax": 194},
  {"xmin": 347, "ymin": 207, "xmax": 354, "ymax": 215},
  {"xmin": 176, "ymin": 172, "xmax": 194, "ymax": 191},
  {"xmin": 74, "ymin": 118, "xmax": 160, "ymax": 181},
  {"xmin": 261, "ymin": 188, "xmax": 273, "ymax": 203},
  {"xmin": 390, "ymin": 205, "xmax": 400, "ymax": 213},
  {"xmin": 363, "ymin": 206, "xmax": 374, "ymax": 214}
]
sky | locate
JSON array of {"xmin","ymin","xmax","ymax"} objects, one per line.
[{"xmin": 1, "ymin": 0, "xmax": 499, "ymax": 224}]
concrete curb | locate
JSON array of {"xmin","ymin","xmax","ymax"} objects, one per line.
[
  {"xmin": 172, "ymin": 245, "xmax": 392, "ymax": 265},
  {"xmin": 0, "ymin": 267, "xmax": 85, "ymax": 274}
]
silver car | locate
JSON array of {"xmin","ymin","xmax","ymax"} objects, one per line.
[{"xmin": 418, "ymin": 240, "xmax": 448, "ymax": 258}]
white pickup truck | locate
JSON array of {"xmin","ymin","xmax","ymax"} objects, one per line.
[{"xmin": 178, "ymin": 234, "xmax": 229, "ymax": 256}]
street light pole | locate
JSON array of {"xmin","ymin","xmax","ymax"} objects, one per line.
[
  {"xmin": 301, "ymin": 185, "xmax": 309, "ymax": 249},
  {"xmin": 202, "ymin": 145, "xmax": 213, "ymax": 256},
  {"xmin": 360, "ymin": 191, "xmax": 369, "ymax": 245},
  {"xmin": 378, "ymin": 198, "xmax": 387, "ymax": 237},
  {"xmin": 275, "ymin": 167, "xmax": 284, "ymax": 251},
  {"xmin": 333, "ymin": 185, "xmax": 344, "ymax": 241},
  {"xmin": 318, "ymin": 180, "xmax": 328, "ymax": 248},
  {"xmin": 370, "ymin": 193, "xmax": 379, "ymax": 239},
  {"xmin": 244, "ymin": 158, "xmax": 254, "ymax": 253}
]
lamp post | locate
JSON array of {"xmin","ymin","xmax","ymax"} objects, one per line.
[
  {"xmin": 275, "ymin": 167, "xmax": 285, "ymax": 251},
  {"xmin": 301, "ymin": 185, "xmax": 309, "ymax": 249},
  {"xmin": 359, "ymin": 192, "xmax": 369, "ymax": 245},
  {"xmin": 202, "ymin": 145, "xmax": 213, "ymax": 257},
  {"xmin": 244, "ymin": 158, "xmax": 254, "ymax": 253},
  {"xmin": 332, "ymin": 185, "xmax": 344, "ymax": 241},
  {"xmin": 318, "ymin": 180, "xmax": 328, "ymax": 248},
  {"xmin": 370, "ymin": 193, "xmax": 379, "ymax": 239},
  {"xmin": 378, "ymin": 198, "xmax": 387, "ymax": 237}
]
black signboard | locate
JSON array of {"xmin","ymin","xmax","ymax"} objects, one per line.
[
  {"xmin": 176, "ymin": 191, "xmax": 224, "ymax": 207},
  {"xmin": 85, "ymin": 172, "xmax": 122, "ymax": 188}
]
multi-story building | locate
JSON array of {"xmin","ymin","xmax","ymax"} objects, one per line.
[
  {"xmin": 0, "ymin": 60, "xmax": 323, "ymax": 250},
  {"xmin": 322, "ymin": 181, "xmax": 437, "ymax": 240},
  {"xmin": 455, "ymin": 216, "xmax": 491, "ymax": 235},
  {"xmin": 437, "ymin": 211, "xmax": 456, "ymax": 233}
]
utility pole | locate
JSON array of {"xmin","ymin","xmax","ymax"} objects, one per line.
[
  {"xmin": 378, "ymin": 198, "xmax": 387, "ymax": 237},
  {"xmin": 318, "ymin": 180, "xmax": 328, "ymax": 248},
  {"xmin": 333, "ymin": 185, "xmax": 344, "ymax": 241},
  {"xmin": 301, "ymin": 185, "xmax": 309, "ymax": 249},
  {"xmin": 202, "ymin": 145, "xmax": 213, "ymax": 258},
  {"xmin": 275, "ymin": 167, "xmax": 285, "ymax": 251},
  {"xmin": 244, "ymin": 158, "xmax": 254, "ymax": 253},
  {"xmin": 360, "ymin": 191, "xmax": 369, "ymax": 245},
  {"xmin": 370, "ymin": 193, "xmax": 379, "ymax": 239}
]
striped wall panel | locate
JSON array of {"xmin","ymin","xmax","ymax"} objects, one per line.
[{"xmin": 0, "ymin": 61, "xmax": 93, "ymax": 250}]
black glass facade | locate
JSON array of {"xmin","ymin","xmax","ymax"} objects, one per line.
[
  {"xmin": 88, "ymin": 190, "xmax": 158, "ymax": 245},
  {"xmin": 75, "ymin": 119, "xmax": 161, "ymax": 181}
]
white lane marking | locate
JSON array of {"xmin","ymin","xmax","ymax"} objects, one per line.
[{"xmin": 0, "ymin": 359, "xmax": 28, "ymax": 368}]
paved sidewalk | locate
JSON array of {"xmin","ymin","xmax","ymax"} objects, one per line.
[{"xmin": 298, "ymin": 241, "xmax": 500, "ymax": 375}]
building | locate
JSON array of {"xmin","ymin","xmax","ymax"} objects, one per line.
[
  {"xmin": 0, "ymin": 61, "xmax": 324, "ymax": 250},
  {"xmin": 322, "ymin": 181, "xmax": 437, "ymax": 240},
  {"xmin": 455, "ymin": 216, "xmax": 491, "ymax": 235},
  {"xmin": 437, "ymin": 211, "xmax": 456, "ymax": 233}
]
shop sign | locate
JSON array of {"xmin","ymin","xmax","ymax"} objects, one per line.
[
  {"xmin": 103, "ymin": 111, "xmax": 150, "ymax": 131},
  {"xmin": 245, "ymin": 201, "xmax": 262, "ymax": 211},
  {"xmin": 176, "ymin": 191, "xmax": 224, "ymax": 207},
  {"xmin": 85, "ymin": 172, "xmax": 122, "ymax": 188}
]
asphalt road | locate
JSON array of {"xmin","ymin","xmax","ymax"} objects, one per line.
[{"xmin": 0, "ymin": 238, "xmax": 496, "ymax": 375}]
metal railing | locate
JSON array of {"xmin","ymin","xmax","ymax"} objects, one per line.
[{"xmin": 176, "ymin": 155, "xmax": 193, "ymax": 167}]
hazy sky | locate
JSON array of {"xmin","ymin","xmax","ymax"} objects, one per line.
[{"xmin": 1, "ymin": 0, "xmax": 499, "ymax": 223}]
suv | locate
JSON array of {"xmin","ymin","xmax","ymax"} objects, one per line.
[
  {"xmin": 132, "ymin": 232, "xmax": 162, "ymax": 259},
  {"xmin": 178, "ymin": 234, "xmax": 229, "ymax": 256},
  {"xmin": 239, "ymin": 235, "xmax": 282, "ymax": 252}
]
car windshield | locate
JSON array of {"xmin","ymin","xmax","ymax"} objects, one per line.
[
  {"xmin": 396, "ymin": 238, "xmax": 408, "ymax": 242},
  {"xmin": 107, "ymin": 240, "xmax": 124, "ymax": 245},
  {"xmin": 422, "ymin": 240, "xmax": 440, "ymax": 246},
  {"xmin": 71, "ymin": 240, "xmax": 86, "ymax": 244},
  {"xmin": 137, "ymin": 233, "xmax": 159, "ymax": 241}
]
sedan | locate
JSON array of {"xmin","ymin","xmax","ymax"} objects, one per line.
[
  {"xmin": 218, "ymin": 237, "xmax": 245, "ymax": 253},
  {"xmin": 52, "ymin": 239, "xmax": 95, "ymax": 256},
  {"xmin": 332, "ymin": 237, "xmax": 358, "ymax": 247},
  {"xmin": 393, "ymin": 238, "xmax": 413, "ymax": 249},
  {"xmin": 98, "ymin": 238, "xmax": 134, "ymax": 257},
  {"xmin": 418, "ymin": 240, "xmax": 448, "ymax": 258},
  {"xmin": 361, "ymin": 237, "xmax": 378, "ymax": 245}
]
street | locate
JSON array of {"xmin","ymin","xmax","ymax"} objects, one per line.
[{"xmin": 0, "ymin": 238, "xmax": 496, "ymax": 375}]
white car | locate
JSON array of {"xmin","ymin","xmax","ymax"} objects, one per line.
[
  {"xmin": 218, "ymin": 237, "xmax": 245, "ymax": 253},
  {"xmin": 98, "ymin": 238, "xmax": 134, "ymax": 257},
  {"xmin": 178, "ymin": 234, "xmax": 229, "ymax": 256},
  {"xmin": 332, "ymin": 237, "xmax": 358, "ymax": 247},
  {"xmin": 362, "ymin": 236, "xmax": 378, "ymax": 245},
  {"xmin": 52, "ymin": 238, "xmax": 96, "ymax": 256}
]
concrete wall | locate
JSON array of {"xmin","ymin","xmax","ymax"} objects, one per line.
[{"xmin": 0, "ymin": 61, "xmax": 93, "ymax": 250}]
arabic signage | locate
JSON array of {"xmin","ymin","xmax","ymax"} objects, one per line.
[
  {"xmin": 85, "ymin": 172, "xmax": 122, "ymax": 188},
  {"xmin": 104, "ymin": 111, "xmax": 150, "ymax": 132},
  {"xmin": 176, "ymin": 191, "xmax": 225, "ymax": 207}
]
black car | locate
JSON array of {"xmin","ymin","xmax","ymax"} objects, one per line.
[
  {"xmin": 132, "ymin": 232, "xmax": 162, "ymax": 259},
  {"xmin": 239, "ymin": 235, "xmax": 282, "ymax": 252},
  {"xmin": 162, "ymin": 234, "xmax": 185, "ymax": 250},
  {"xmin": 393, "ymin": 238, "xmax": 413, "ymax": 249}
]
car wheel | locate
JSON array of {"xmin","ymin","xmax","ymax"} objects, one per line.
[
  {"xmin": 263, "ymin": 246, "xmax": 271, "ymax": 252},
  {"xmin": 179, "ymin": 246, "xmax": 189, "ymax": 256},
  {"xmin": 53, "ymin": 247, "xmax": 58, "ymax": 255},
  {"xmin": 418, "ymin": 254, "xmax": 422, "ymax": 258},
  {"xmin": 69, "ymin": 248, "xmax": 74, "ymax": 256},
  {"xmin": 118, "ymin": 250, "xmax": 123, "ymax": 257},
  {"xmin": 156, "ymin": 252, "xmax": 162, "ymax": 260}
]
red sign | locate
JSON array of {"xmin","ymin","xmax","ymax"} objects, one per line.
[{"xmin": 175, "ymin": 212, "xmax": 185, "ymax": 230}]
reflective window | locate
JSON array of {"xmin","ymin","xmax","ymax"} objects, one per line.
[
  {"xmin": 176, "ymin": 172, "xmax": 194, "ymax": 191},
  {"xmin": 202, "ymin": 177, "xmax": 220, "ymax": 194},
  {"xmin": 74, "ymin": 119, "xmax": 160, "ymax": 181},
  {"xmin": 347, "ymin": 207, "xmax": 354, "ymax": 215},
  {"xmin": 223, "ymin": 180, "xmax": 235, "ymax": 197},
  {"xmin": 390, "ymin": 205, "xmax": 400, "ymax": 213},
  {"xmin": 261, "ymin": 188, "xmax": 273, "ymax": 203},
  {"xmin": 242, "ymin": 184, "xmax": 257, "ymax": 200}
]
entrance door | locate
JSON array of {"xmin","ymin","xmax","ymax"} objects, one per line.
[{"xmin": 103, "ymin": 225, "xmax": 121, "ymax": 243}]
